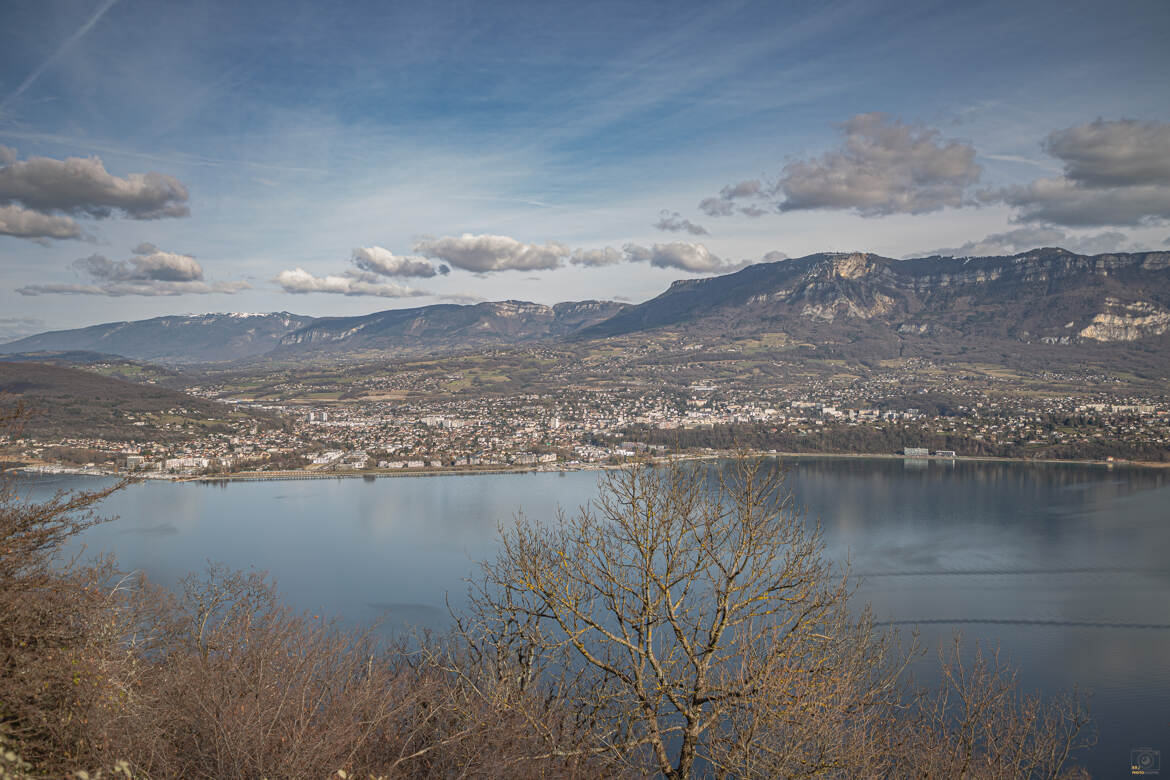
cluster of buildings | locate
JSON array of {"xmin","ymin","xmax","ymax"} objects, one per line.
[{"xmin": 6, "ymin": 357, "xmax": 1169, "ymax": 475}]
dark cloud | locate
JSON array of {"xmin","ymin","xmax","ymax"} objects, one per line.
[
  {"xmin": 569, "ymin": 246, "xmax": 624, "ymax": 267},
  {"xmin": 0, "ymin": 203, "xmax": 84, "ymax": 242},
  {"xmin": 698, "ymin": 197, "xmax": 736, "ymax": 217},
  {"xmin": 75, "ymin": 250, "xmax": 204, "ymax": 282},
  {"xmin": 1043, "ymin": 118, "xmax": 1170, "ymax": 188},
  {"xmin": 980, "ymin": 119, "xmax": 1170, "ymax": 227},
  {"xmin": 916, "ymin": 226, "xmax": 1139, "ymax": 258},
  {"xmin": 698, "ymin": 180, "xmax": 767, "ymax": 217},
  {"xmin": 918, "ymin": 226, "xmax": 1067, "ymax": 257},
  {"xmin": 414, "ymin": 233, "xmax": 568, "ymax": 271},
  {"xmin": 0, "ymin": 146, "xmax": 16, "ymax": 165},
  {"xmin": 981, "ymin": 178, "xmax": 1170, "ymax": 227},
  {"xmin": 700, "ymin": 114, "xmax": 980, "ymax": 218},
  {"xmin": 274, "ymin": 268, "xmax": 424, "ymax": 297},
  {"xmin": 720, "ymin": 180, "xmax": 762, "ymax": 199},
  {"xmin": 17, "ymin": 280, "xmax": 249, "ymax": 297},
  {"xmin": 777, "ymin": 113, "xmax": 980, "ymax": 215},
  {"xmin": 654, "ymin": 210, "xmax": 708, "ymax": 235},
  {"xmin": 762, "ymin": 250, "xmax": 789, "ymax": 262},
  {"xmin": 351, "ymin": 246, "xmax": 442, "ymax": 278},
  {"xmin": 0, "ymin": 153, "xmax": 190, "ymax": 220},
  {"xmin": 16, "ymin": 245, "xmax": 248, "ymax": 296},
  {"xmin": 1066, "ymin": 231, "xmax": 1132, "ymax": 255}
]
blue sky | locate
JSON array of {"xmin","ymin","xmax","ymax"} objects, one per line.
[{"xmin": 1, "ymin": 0, "xmax": 1168, "ymax": 336}]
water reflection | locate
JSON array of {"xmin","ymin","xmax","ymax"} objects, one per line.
[{"xmin": 18, "ymin": 459, "xmax": 1170, "ymax": 777}]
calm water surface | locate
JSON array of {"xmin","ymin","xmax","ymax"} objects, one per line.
[{"xmin": 19, "ymin": 458, "xmax": 1170, "ymax": 777}]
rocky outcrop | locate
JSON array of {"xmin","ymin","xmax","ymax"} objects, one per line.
[
  {"xmin": 580, "ymin": 248, "xmax": 1170, "ymax": 345},
  {"xmin": 1078, "ymin": 299, "xmax": 1170, "ymax": 341}
]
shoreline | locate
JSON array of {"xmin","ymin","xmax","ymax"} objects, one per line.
[{"xmin": 11, "ymin": 449, "xmax": 1167, "ymax": 484}]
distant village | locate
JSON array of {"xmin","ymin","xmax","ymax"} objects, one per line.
[{"xmin": 8, "ymin": 376, "xmax": 1169, "ymax": 477}]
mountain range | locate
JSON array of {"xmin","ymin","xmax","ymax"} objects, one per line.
[{"xmin": 3, "ymin": 248, "xmax": 1168, "ymax": 365}]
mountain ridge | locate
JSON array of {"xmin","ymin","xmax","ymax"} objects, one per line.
[{"xmin": 2, "ymin": 248, "xmax": 1168, "ymax": 365}]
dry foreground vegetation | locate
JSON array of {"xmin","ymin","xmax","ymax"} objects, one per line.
[{"xmin": 1, "ymin": 410, "xmax": 1093, "ymax": 777}]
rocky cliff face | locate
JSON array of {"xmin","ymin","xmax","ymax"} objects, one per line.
[
  {"xmin": 1078, "ymin": 299, "xmax": 1170, "ymax": 341},
  {"xmin": 581, "ymin": 248, "xmax": 1170, "ymax": 346}
]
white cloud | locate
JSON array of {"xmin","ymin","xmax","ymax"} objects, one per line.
[
  {"xmin": 272, "ymin": 245, "xmax": 445, "ymax": 297},
  {"xmin": 351, "ymin": 245, "xmax": 445, "ymax": 277},
  {"xmin": 570, "ymin": 246, "xmax": 625, "ymax": 267},
  {"xmin": 572, "ymin": 242, "xmax": 762, "ymax": 274},
  {"xmin": 413, "ymin": 233, "xmax": 569, "ymax": 272},
  {"xmin": 623, "ymin": 241, "xmax": 744, "ymax": 273},
  {"xmin": 274, "ymin": 267, "xmax": 424, "ymax": 297}
]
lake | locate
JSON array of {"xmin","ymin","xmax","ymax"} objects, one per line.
[{"xmin": 16, "ymin": 457, "xmax": 1170, "ymax": 777}]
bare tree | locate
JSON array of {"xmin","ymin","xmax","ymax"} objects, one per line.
[{"xmin": 466, "ymin": 457, "xmax": 1091, "ymax": 778}]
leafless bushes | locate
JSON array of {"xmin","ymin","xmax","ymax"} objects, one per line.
[{"xmin": 0, "ymin": 447, "xmax": 619, "ymax": 776}]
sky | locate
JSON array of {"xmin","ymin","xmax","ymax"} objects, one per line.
[{"xmin": 1, "ymin": 0, "xmax": 1169, "ymax": 338}]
